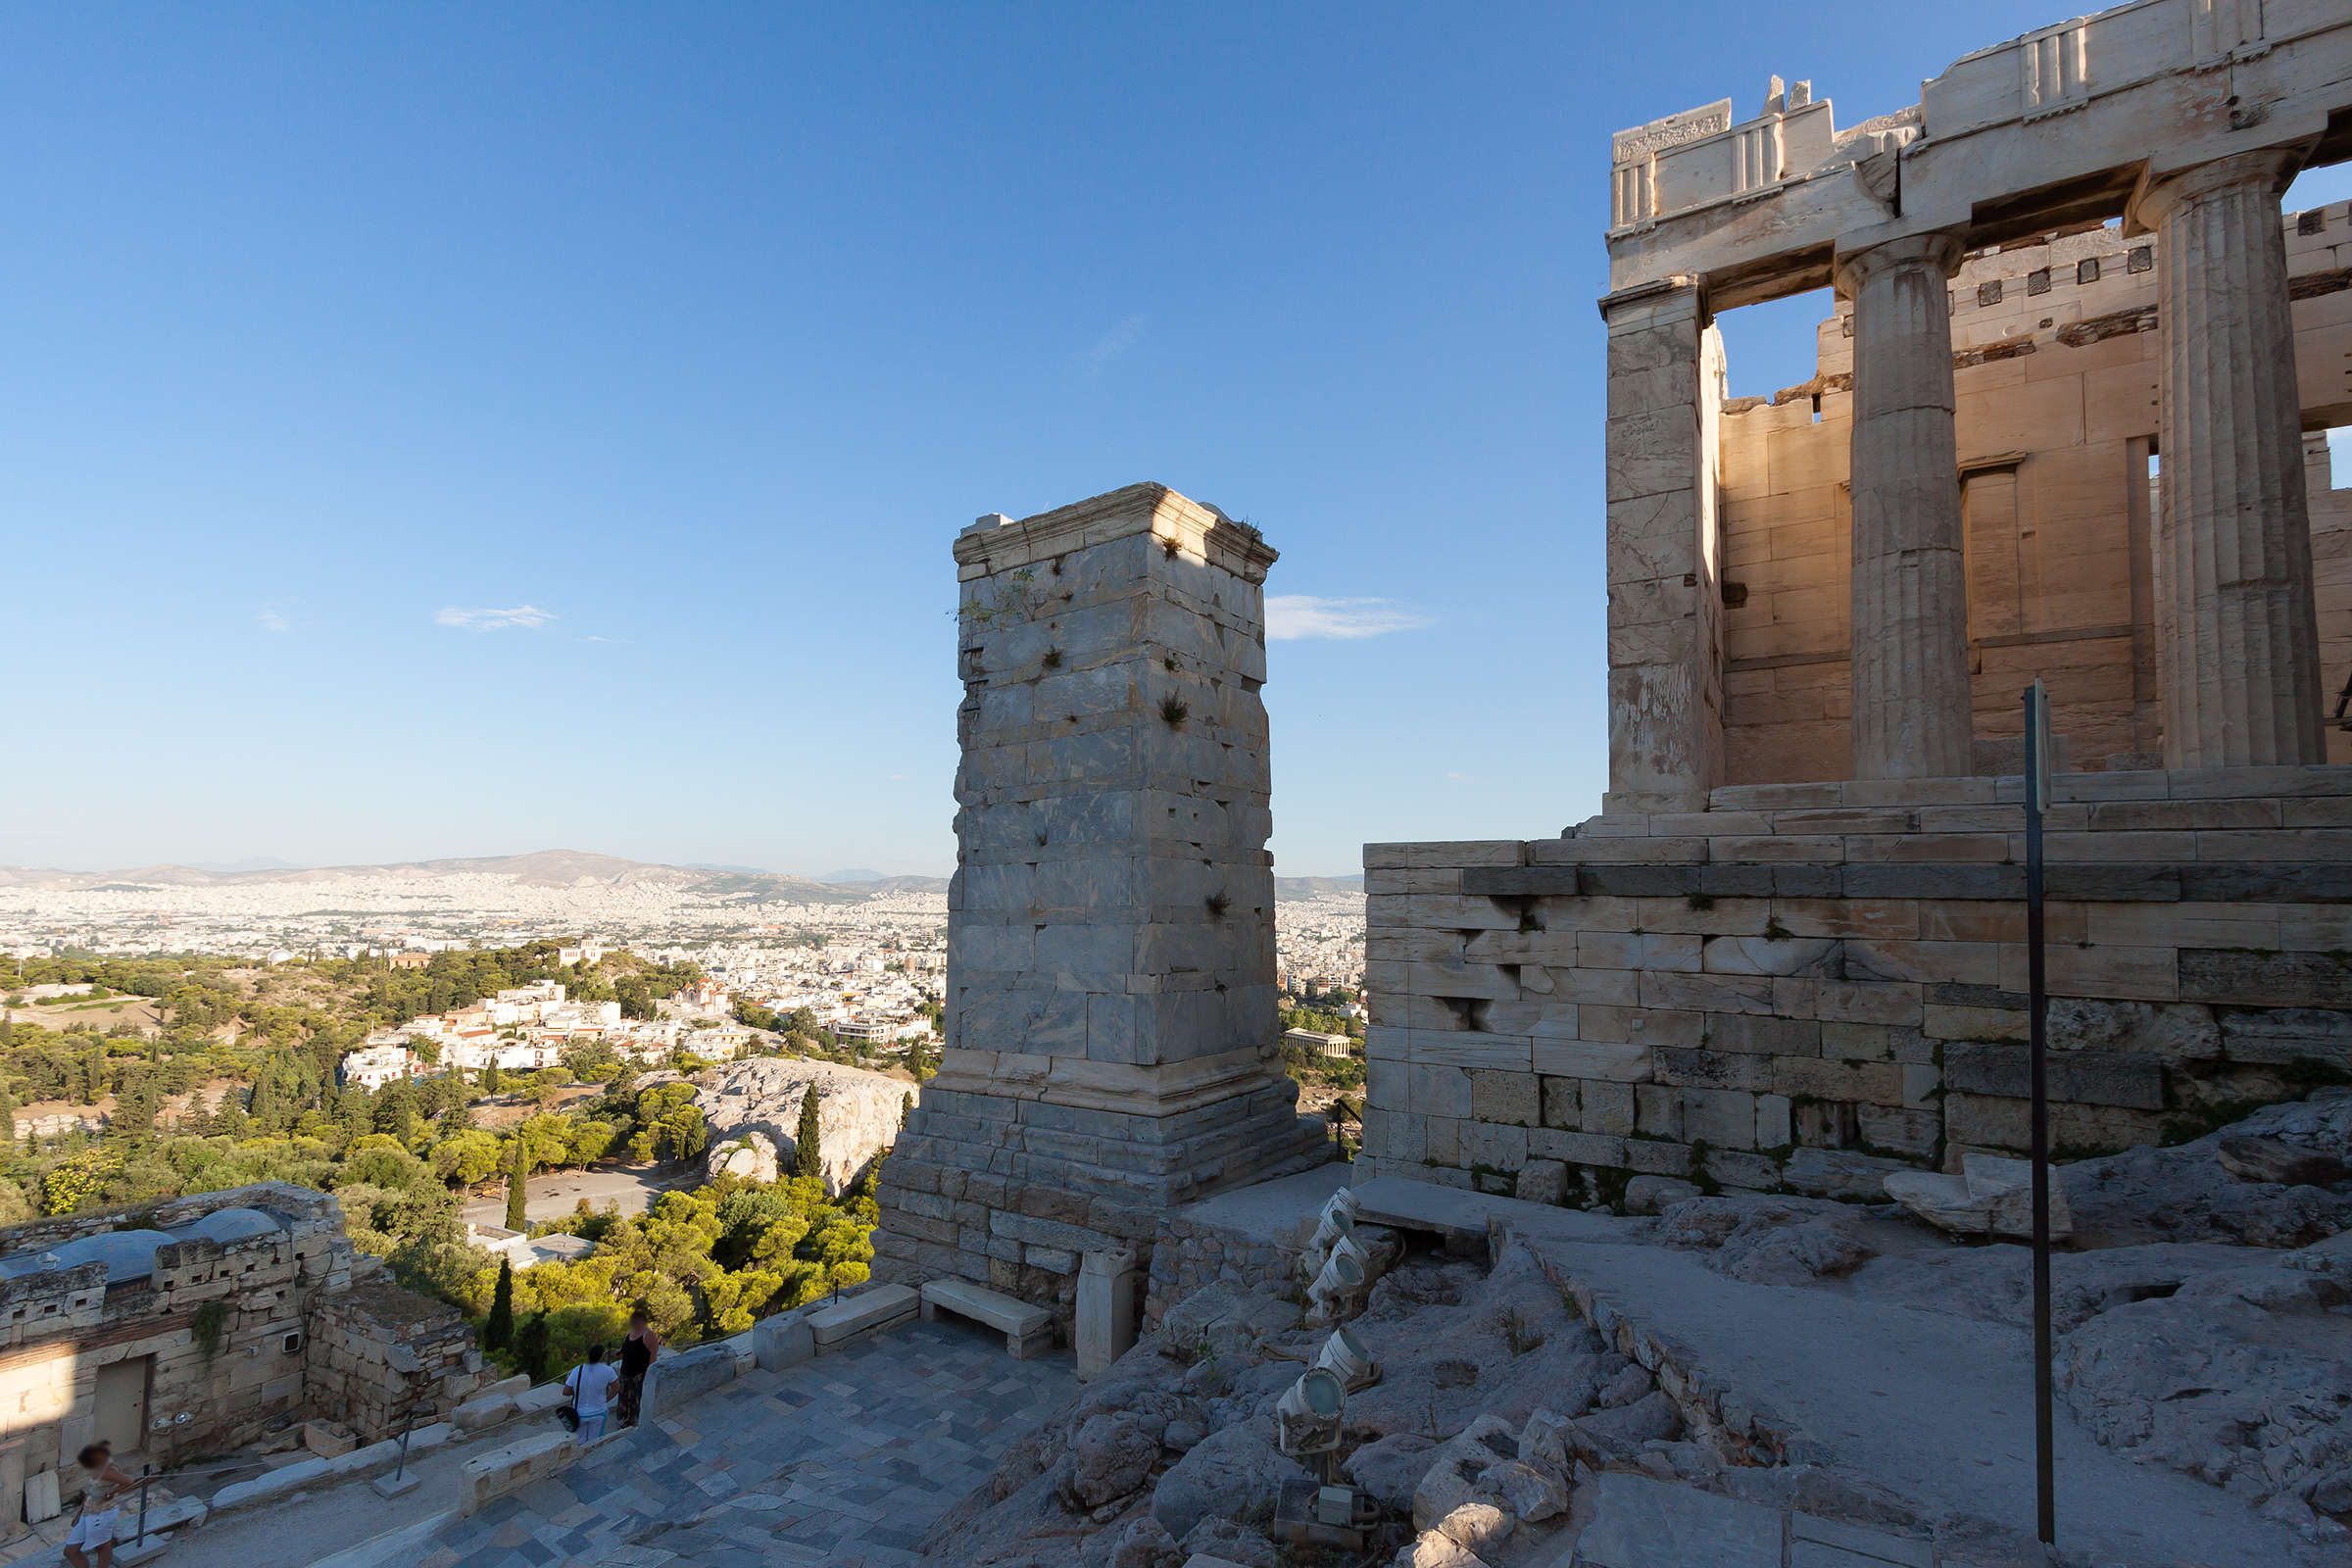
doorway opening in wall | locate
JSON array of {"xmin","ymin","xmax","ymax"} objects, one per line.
[
  {"xmin": 1714, "ymin": 287, "xmax": 1837, "ymax": 403},
  {"xmin": 2328, "ymin": 427, "xmax": 2352, "ymax": 491}
]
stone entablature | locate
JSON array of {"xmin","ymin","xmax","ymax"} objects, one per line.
[
  {"xmin": 1356, "ymin": 765, "xmax": 2352, "ymax": 1203},
  {"xmin": 1607, "ymin": 0, "xmax": 2352, "ymax": 306}
]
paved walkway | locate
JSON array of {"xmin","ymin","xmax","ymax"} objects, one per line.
[{"xmin": 415, "ymin": 1318, "xmax": 1078, "ymax": 1568}]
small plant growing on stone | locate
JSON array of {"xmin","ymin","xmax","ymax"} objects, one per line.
[
  {"xmin": 1159, "ymin": 694, "xmax": 1190, "ymax": 726},
  {"xmin": 1517, "ymin": 908, "xmax": 1544, "ymax": 933},
  {"xmin": 1205, "ymin": 892, "xmax": 1231, "ymax": 921},
  {"xmin": 1041, "ymin": 647, "xmax": 1062, "ymax": 670},
  {"xmin": 192, "ymin": 1299, "xmax": 227, "ymax": 1361},
  {"xmin": 1162, "ymin": 536, "xmax": 1182, "ymax": 559},
  {"xmin": 1687, "ymin": 892, "xmax": 1716, "ymax": 910},
  {"xmin": 1163, "ymin": 656, "xmax": 1179, "ymax": 672},
  {"xmin": 1502, "ymin": 1305, "xmax": 1544, "ymax": 1356},
  {"xmin": 1763, "ymin": 916, "xmax": 1792, "ymax": 940}
]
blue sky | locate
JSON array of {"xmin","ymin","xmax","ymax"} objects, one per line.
[{"xmin": 7, "ymin": 4, "xmax": 2351, "ymax": 878}]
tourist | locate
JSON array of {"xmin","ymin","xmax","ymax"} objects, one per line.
[
  {"xmin": 616, "ymin": 1306, "xmax": 660, "ymax": 1427},
  {"xmin": 63, "ymin": 1442, "xmax": 134, "ymax": 1568},
  {"xmin": 564, "ymin": 1344, "xmax": 621, "ymax": 1446}
]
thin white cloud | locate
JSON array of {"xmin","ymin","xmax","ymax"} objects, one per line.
[
  {"xmin": 435, "ymin": 605, "xmax": 556, "ymax": 631},
  {"xmin": 1264, "ymin": 595, "xmax": 1432, "ymax": 641},
  {"xmin": 1079, "ymin": 313, "xmax": 1147, "ymax": 375},
  {"xmin": 256, "ymin": 606, "xmax": 291, "ymax": 633}
]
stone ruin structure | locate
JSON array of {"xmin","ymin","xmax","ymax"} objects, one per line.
[
  {"xmin": 875, "ymin": 483, "xmax": 1326, "ymax": 1320},
  {"xmin": 1353, "ymin": 2, "xmax": 2352, "ymax": 1203},
  {"xmin": 0, "ymin": 1182, "xmax": 493, "ymax": 1542}
]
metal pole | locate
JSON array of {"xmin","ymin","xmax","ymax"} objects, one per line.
[
  {"xmin": 2023, "ymin": 680, "xmax": 2055, "ymax": 1548},
  {"xmin": 136, "ymin": 1466, "xmax": 151, "ymax": 1547},
  {"xmin": 391, "ymin": 1403, "xmax": 417, "ymax": 1487}
]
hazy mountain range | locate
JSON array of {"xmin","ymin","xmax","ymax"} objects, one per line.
[{"xmin": 0, "ymin": 851, "xmax": 1362, "ymax": 902}]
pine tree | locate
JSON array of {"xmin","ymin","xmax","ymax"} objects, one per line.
[
  {"xmin": 505, "ymin": 1139, "xmax": 529, "ymax": 1231},
  {"xmin": 485, "ymin": 1259, "xmax": 514, "ymax": 1349},
  {"xmin": 794, "ymin": 1087, "xmax": 823, "ymax": 1181}
]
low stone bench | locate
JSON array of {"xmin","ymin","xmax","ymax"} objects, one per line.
[
  {"xmin": 920, "ymin": 1278, "xmax": 1054, "ymax": 1359},
  {"xmin": 460, "ymin": 1430, "xmax": 575, "ymax": 1515},
  {"xmin": 807, "ymin": 1283, "xmax": 919, "ymax": 1351}
]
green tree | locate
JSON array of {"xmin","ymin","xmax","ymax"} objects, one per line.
[
  {"xmin": 505, "ymin": 1139, "xmax": 529, "ymax": 1231},
  {"xmin": 485, "ymin": 1258, "xmax": 515, "ymax": 1349},
  {"xmin": 793, "ymin": 1088, "xmax": 822, "ymax": 1181},
  {"xmin": 513, "ymin": 1311, "xmax": 552, "ymax": 1381}
]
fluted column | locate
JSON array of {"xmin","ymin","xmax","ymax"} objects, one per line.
[
  {"xmin": 1838, "ymin": 232, "xmax": 1975, "ymax": 779},
  {"xmin": 2136, "ymin": 151, "xmax": 2326, "ymax": 768}
]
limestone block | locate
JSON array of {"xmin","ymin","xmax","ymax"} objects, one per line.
[
  {"xmin": 1941, "ymin": 1044, "xmax": 2164, "ymax": 1109},
  {"xmin": 1076, "ymin": 1249, "xmax": 1139, "ymax": 1380},
  {"xmin": 1581, "ymin": 1082, "xmax": 1637, "ymax": 1137},
  {"xmin": 1634, "ymin": 1085, "xmax": 1683, "ymax": 1140},
  {"xmin": 1538, "ymin": 1076, "xmax": 1581, "ymax": 1129},
  {"xmin": 302, "ymin": 1419, "xmax": 358, "ymax": 1457},
  {"xmin": 1682, "ymin": 1089, "xmax": 1759, "ymax": 1151},
  {"xmin": 755, "ymin": 1312, "xmax": 815, "ymax": 1372},
  {"xmin": 642, "ymin": 1342, "xmax": 738, "ymax": 1420},
  {"xmin": 1884, "ymin": 1154, "xmax": 2072, "ymax": 1241},
  {"xmin": 210, "ymin": 1457, "xmax": 332, "ymax": 1512},
  {"xmin": 1516, "ymin": 1159, "xmax": 1569, "ymax": 1205},
  {"xmin": 808, "ymin": 1284, "xmax": 920, "ymax": 1350},
  {"xmin": 1467, "ymin": 1069, "xmax": 1539, "ymax": 1128},
  {"xmin": 461, "ymin": 1430, "xmax": 576, "ymax": 1515},
  {"xmin": 449, "ymin": 1393, "xmax": 517, "ymax": 1434},
  {"xmin": 1528, "ymin": 1128, "xmax": 1625, "ymax": 1166}
]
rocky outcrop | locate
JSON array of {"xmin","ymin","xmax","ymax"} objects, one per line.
[
  {"xmin": 1884, "ymin": 1152, "xmax": 2074, "ymax": 1241},
  {"xmin": 2062, "ymin": 1088, "xmax": 2352, "ymax": 1249},
  {"xmin": 683, "ymin": 1057, "xmax": 914, "ymax": 1197},
  {"xmin": 1656, "ymin": 1194, "xmax": 1879, "ymax": 1284}
]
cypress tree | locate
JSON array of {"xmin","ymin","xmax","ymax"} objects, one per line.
[
  {"xmin": 505, "ymin": 1138, "xmax": 529, "ymax": 1231},
  {"xmin": 485, "ymin": 1259, "xmax": 514, "ymax": 1349},
  {"xmin": 794, "ymin": 1087, "xmax": 822, "ymax": 1181},
  {"xmin": 0, "ymin": 1077, "xmax": 16, "ymax": 1148}
]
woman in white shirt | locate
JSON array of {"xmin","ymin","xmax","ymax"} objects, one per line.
[{"xmin": 564, "ymin": 1345, "xmax": 621, "ymax": 1445}]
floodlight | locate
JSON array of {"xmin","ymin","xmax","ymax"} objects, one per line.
[
  {"xmin": 1275, "ymin": 1367, "xmax": 1347, "ymax": 1456},
  {"xmin": 1312, "ymin": 1324, "xmax": 1379, "ymax": 1391}
]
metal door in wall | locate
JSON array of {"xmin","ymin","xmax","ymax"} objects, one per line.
[{"xmin": 91, "ymin": 1358, "xmax": 149, "ymax": 1453}]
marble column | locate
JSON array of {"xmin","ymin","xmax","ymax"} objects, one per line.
[
  {"xmin": 1600, "ymin": 277, "xmax": 1723, "ymax": 810},
  {"xmin": 1838, "ymin": 232, "xmax": 1975, "ymax": 779},
  {"xmin": 2135, "ymin": 151, "xmax": 2326, "ymax": 769}
]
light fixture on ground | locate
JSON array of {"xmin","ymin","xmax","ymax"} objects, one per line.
[
  {"xmin": 1275, "ymin": 1366, "xmax": 1347, "ymax": 1459},
  {"xmin": 1306, "ymin": 1235, "xmax": 1369, "ymax": 1322},
  {"xmin": 1312, "ymin": 1324, "xmax": 1379, "ymax": 1392}
]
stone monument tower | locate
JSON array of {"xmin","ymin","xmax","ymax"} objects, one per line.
[{"xmin": 874, "ymin": 482, "xmax": 1325, "ymax": 1317}]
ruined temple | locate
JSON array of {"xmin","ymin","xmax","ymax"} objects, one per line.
[{"xmin": 1353, "ymin": 2, "xmax": 2352, "ymax": 1201}]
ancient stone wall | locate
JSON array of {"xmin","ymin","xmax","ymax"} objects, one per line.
[
  {"xmin": 876, "ymin": 483, "xmax": 1327, "ymax": 1324},
  {"xmin": 1716, "ymin": 204, "xmax": 2352, "ymax": 785},
  {"xmin": 305, "ymin": 1281, "xmax": 493, "ymax": 1440},
  {"xmin": 1356, "ymin": 767, "xmax": 2352, "ymax": 1201},
  {"xmin": 1140, "ymin": 1211, "xmax": 1300, "ymax": 1332}
]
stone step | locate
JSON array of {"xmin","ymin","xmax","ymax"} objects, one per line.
[
  {"xmin": 807, "ymin": 1283, "xmax": 920, "ymax": 1349},
  {"xmin": 920, "ymin": 1278, "xmax": 1054, "ymax": 1357}
]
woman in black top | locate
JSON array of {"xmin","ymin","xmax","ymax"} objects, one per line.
[{"xmin": 616, "ymin": 1306, "xmax": 659, "ymax": 1427}]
